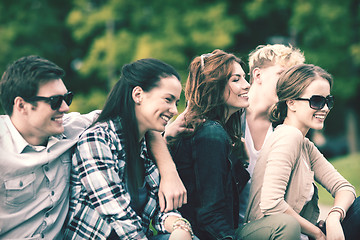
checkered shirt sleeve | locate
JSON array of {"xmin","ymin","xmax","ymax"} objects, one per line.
[{"xmin": 64, "ymin": 118, "xmax": 178, "ymax": 240}]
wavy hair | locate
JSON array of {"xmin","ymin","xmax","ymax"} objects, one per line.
[
  {"xmin": 248, "ymin": 44, "xmax": 305, "ymax": 84},
  {"xmin": 176, "ymin": 49, "xmax": 246, "ymax": 155}
]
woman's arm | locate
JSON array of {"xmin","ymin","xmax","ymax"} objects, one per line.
[
  {"xmin": 307, "ymin": 139, "xmax": 356, "ymax": 239},
  {"xmin": 260, "ymin": 129, "xmax": 303, "ymax": 215},
  {"xmin": 164, "ymin": 216, "xmax": 193, "ymax": 240},
  {"xmin": 163, "ymin": 107, "xmax": 194, "ymax": 143},
  {"xmin": 325, "ymin": 190, "xmax": 355, "ymax": 240},
  {"xmin": 147, "ymin": 131, "xmax": 187, "ymax": 212}
]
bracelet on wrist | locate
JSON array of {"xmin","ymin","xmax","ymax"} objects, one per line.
[
  {"xmin": 328, "ymin": 206, "xmax": 346, "ymax": 221},
  {"xmin": 172, "ymin": 218, "xmax": 194, "ymax": 239}
]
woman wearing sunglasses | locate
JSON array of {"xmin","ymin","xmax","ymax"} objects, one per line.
[
  {"xmin": 245, "ymin": 64, "xmax": 360, "ymax": 240},
  {"xmin": 64, "ymin": 58, "xmax": 196, "ymax": 240}
]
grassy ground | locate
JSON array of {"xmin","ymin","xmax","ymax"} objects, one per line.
[{"xmin": 316, "ymin": 153, "xmax": 360, "ymax": 205}]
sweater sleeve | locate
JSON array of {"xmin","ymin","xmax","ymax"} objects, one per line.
[
  {"xmin": 306, "ymin": 138, "xmax": 356, "ymax": 198},
  {"xmin": 260, "ymin": 126, "xmax": 303, "ymax": 215}
]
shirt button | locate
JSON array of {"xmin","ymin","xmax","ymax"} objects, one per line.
[
  {"xmin": 44, "ymin": 166, "xmax": 49, "ymax": 171},
  {"xmin": 41, "ymin": 233, "xmax": 45, "ymax": 238},
  {"xmin": 45, "ymin": 213, "xmax": 49, "ymax": 217},
  {"xmin": 51, "ymin": 191, "xmax": 55, "ymax": 196},
  {"xmin": 19, "ymin": 181, "xmax": 23, "ymax": 187}
]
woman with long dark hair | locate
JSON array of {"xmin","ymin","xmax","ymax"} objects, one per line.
[{"xmin": 65, "ymin": 58, "xmax": 194, "ymax": 240}]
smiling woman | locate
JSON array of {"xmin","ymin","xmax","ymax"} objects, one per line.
[
  {"xmin": 64, "ymin": 58, "xmax": 195, "ymax": 240},
  {"xmin": 246, "ymin": 64, "xmax": 360, "ymax": 240},
  {"xmin": 134, "ymin": 75, "xmax": 181, "ymax": 138}
]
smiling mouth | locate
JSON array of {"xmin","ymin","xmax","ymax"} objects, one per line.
[
  {"xmin": 160, "ymin": 115, "xmax": 171, "ymax": 123},
  {"xmin": 314, "ymin": 114, "xmax": 326, "ymax": 120},
  {"xmin": 52, "ymin": 116, "xmax": 63, "ymax": 122},
  {"xmin": 239, "ymin": 93, "xmax": 248, "ymax": 98}
]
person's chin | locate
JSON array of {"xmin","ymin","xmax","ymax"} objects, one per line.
[
  {"xmin": 312, "ymin": 123, "xmax": 324, "ymax": 131},
  {"xmin": 52, "ymin": 127, "xmax": 65, "ymax": 136},
  {"xmin": 149, "ymin": 125, "xmax": 164, "ymax": 133}
]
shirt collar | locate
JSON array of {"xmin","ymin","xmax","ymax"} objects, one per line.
[
  {"xmin": 4, "ymin": 116, "xmax": 29, "ymax": 153},
  {"xmin": 4, "ymin": 116, "xmax": 64, "ymax": 153}
]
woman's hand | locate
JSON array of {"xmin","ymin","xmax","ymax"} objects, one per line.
[
  {"xmin": 146, "ymin": 131, "xmax": 187, "ymax": 212},
  {"xmin": 158, "ymin": 170, "xmax": 187, "ymax": 212},
  {"xmin": 307, "ymin": 226, "xmax": 326, "ymax": 240},
  {"xmin": 164, "ymin": 106, "xmax": 193, "ymax": 141},
  {"xmin": 325, "ymin": 212, "xmax": 345, "ymax": 240}
]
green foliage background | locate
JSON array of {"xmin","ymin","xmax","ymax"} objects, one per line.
[
  {"xmin": 317, "ymin": 153, "xmax": 360, "ymax": 205},
  {"xmin": 0, "ymin": 0, "xmax": 359, "ymax": 143}
]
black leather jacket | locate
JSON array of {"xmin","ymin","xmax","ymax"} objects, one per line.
[{"xmin": 170, "ymin": 121, "xmax": 250, "ymax": 240}]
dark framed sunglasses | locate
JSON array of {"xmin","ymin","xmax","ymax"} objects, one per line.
[
  {"xmin": 25, "ymin": 91, "xmax": 74, "ymax": 110},
  {"xmin": 295, "ymin": 95, "xmax": 334, "ymax": 110}
]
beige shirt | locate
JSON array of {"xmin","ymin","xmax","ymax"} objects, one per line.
[{"xmin": 245, "ymin": 124, "xmax": 356, "ymax": 225}]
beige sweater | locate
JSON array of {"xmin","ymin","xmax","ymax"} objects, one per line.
[{"xmin": 245, "ymin": 124, "xmax": 356, "ymax": 224}]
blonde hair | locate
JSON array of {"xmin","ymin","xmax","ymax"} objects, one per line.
[{"xmin": 248, "ymin": 44, "xmax": 305, "ymax": 84}]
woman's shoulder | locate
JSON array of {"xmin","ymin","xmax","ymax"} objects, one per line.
[
  {"xmin": 263, "ymin": 124, "xmax": 304, "ymax": 152},
  {"xmin": 272, "ymin": 124, "xmax": 304, "ymax": 141},
  {"xmin": 195, "ymin": 120, "xmax": 229, "ymax": 141},
  {"xmin": 81, "ymin": 117, "xmax": 122, "ymax": 140}
]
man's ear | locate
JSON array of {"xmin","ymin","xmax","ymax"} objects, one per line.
[
  {"xmin": 252, "ymin": 68, "xmax": 262, "ymax": 85},
  {"xmin": 286, "ymin": 99, "xmax": 296, "ymax": 112},
  {"xmin": 13, "ymin": 96, "xmax": 27, "ymax": 113},
  {"xmin": 132, "ymin": 86, "xmax": 143, "ymax": 104}
]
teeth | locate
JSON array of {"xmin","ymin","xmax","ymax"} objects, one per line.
[
  {"xmin": 239, "ymin": 94, "xmax": 248, "ymax": 97},
  {"xmin": 161, "ymin": 115, "xmax": 170, "ymax": 122},
  {"xmin": 314, "ymin": 115, "xmax": 325, "ymax": 119}
]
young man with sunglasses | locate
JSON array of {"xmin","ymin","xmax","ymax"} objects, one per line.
[
  {"xmin": 0, "ymin": 55, "xmax": 99, "ymax": 239},
  {"xmin": 0, "ymin": 55, "xmax": 186, "ymax": 239}
]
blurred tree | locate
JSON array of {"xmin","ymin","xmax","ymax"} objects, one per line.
[
  {"xmin": 67, "ymin": 0, "xmax": 245, "ymax": 92},
  {"xmin": 291, "ymin": 0, "xmax": 360, "ymax": 152},
  {"xmin": 0, "ymin": 0, "xmax": 359, "ymax": 153},
  {"xmin": 0, "ymin": 0, "xmax": 77, "ymax": 90},
  {"xmin": 237, "ymin": 0, "xmax": 360, "ymax": 152},
  {"xmin": 0, "ymin": 0, "xmax": 77, "ymax": 114}
]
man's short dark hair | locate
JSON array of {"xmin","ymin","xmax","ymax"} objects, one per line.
[{"xmin": 0, "ymin": 55, "xmax": 65, "ymax": 115}]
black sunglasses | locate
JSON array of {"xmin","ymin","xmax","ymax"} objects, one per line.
[
  {"xmin": 25, "ymin": 91, "xmax": 74, "ymax": 110},
  {"xmin": 295, "ymin": 95, "xmax": 334, "ymax": 110}
]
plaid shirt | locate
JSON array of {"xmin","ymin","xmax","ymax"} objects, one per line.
[{"xmin": 64, "ymin": 117, "xmax": 179, "ymax": 239}]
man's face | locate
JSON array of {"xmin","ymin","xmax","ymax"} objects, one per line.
[{"xmin": 24, "ymin": 79, "xmax": 70, "ymax": 142}]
